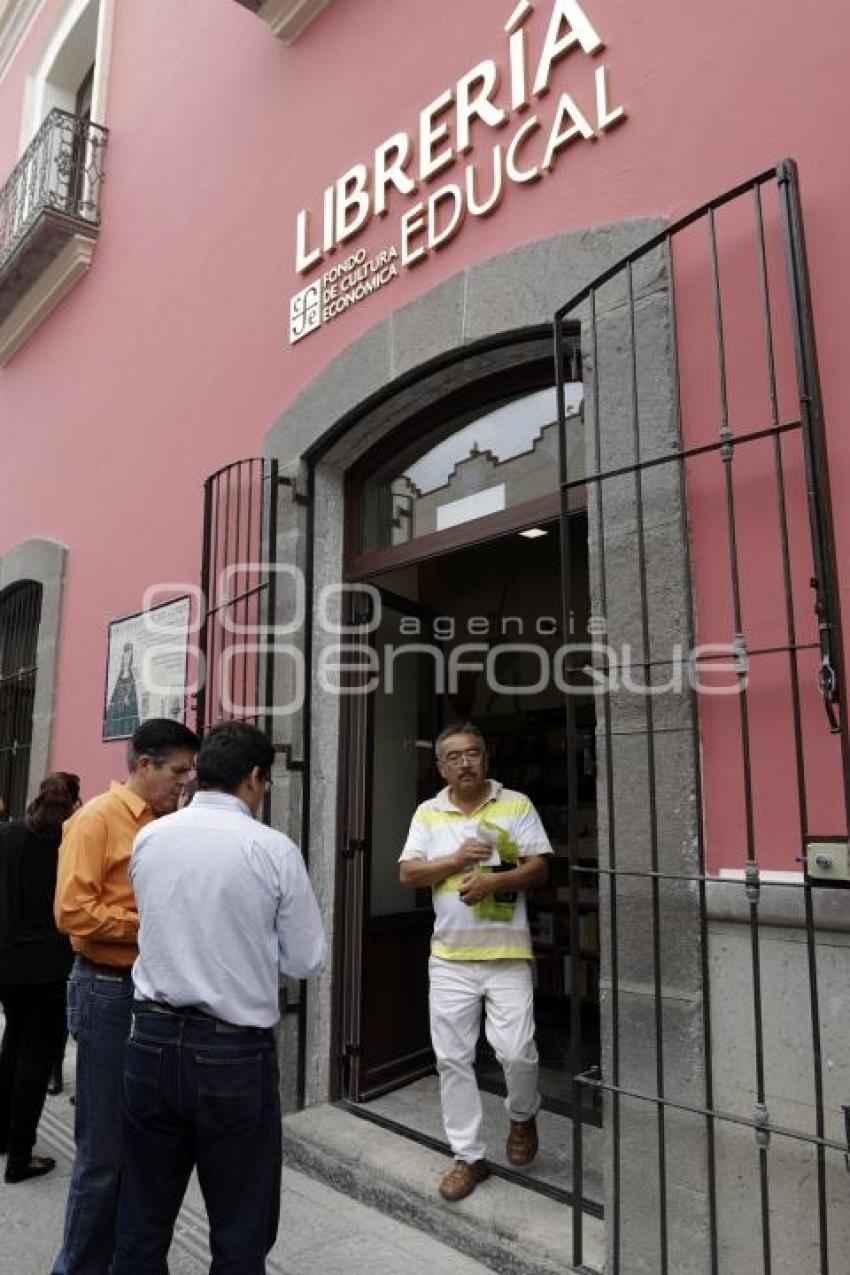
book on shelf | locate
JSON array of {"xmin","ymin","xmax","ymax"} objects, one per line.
[
  {"xmin": 560, "ymin": 956, "xmax": 599, "ymax": 999},
  {"xmin": 529, "ymin": 909, "xmax": 554, "ymax": 945},
  {"xmin": 578, "ymin": 911, "xmax": 599, "ymax": 951}
]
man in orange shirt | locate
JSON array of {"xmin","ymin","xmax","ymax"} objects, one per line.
[{"xmin": 52, "ymin": 718, "xmax": 198, "ymax": 1275}]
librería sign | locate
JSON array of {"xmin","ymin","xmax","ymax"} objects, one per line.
[{"xmin": 288, "ymin": 0, "xmax": 626, "ymax": 344}]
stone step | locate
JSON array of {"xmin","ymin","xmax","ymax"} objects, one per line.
[{"xmin": 282, "ymin": 1103, "xmax": 604, "ymax": 1275}]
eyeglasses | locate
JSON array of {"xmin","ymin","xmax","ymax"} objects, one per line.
[{"xmin": 441, "ymin": 747, "xmax": 485, "ymax": 766}]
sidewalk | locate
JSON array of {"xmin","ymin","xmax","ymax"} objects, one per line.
[{"xmin": 0, "ymin": 1050, "xmax": 494, "ymax": 1274}]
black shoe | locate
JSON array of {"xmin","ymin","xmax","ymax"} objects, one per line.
[
  {"xmin": 5, "ymin": 1155, "xmax": 56, "ymax": 1183},
  {"xmin": 47, "ymin": 1062, "xmax": 63, "ymax": 1096}
]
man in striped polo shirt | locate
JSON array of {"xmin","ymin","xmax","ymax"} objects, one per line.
[{"xmin": 399, "ymin": 722, "xmax": 552, "ymax": 1202}]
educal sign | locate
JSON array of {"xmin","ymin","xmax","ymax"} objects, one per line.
[{"xmin": 289, "ymin": 0, "xmax": 626, "ymax": 344}]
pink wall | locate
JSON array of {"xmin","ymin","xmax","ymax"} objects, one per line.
[{"xmin": 0, "ymin": 0, "xmax": 848, "ymax": 851}]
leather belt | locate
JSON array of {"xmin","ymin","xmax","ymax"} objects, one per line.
[
  {"xmin": 79, "ymin": 955, "xmax": 133, "ymax": 977},
  {"xmin": 133, "ymin": 998, "xmax": 268, "ymax": 1035}
]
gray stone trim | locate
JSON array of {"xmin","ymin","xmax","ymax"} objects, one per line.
[
  {"xmin": 262, "ymin": 221, "xmax": 667, "ymax": 1120},
  {"xmin": 706, "ymin": 879, "xmax": 850, "ymax": 933},
  {"xmin": 0, "ymin": 537, "xmax": 67, "ymax": 803},
  {"xmin": 265, "ymin": 219, "xmax": 666, "ymax": 468}
]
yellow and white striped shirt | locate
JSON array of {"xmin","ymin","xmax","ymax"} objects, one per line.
[{"xmin": 399, "ymin": 780, "xmax": 552, "ymax": 961}]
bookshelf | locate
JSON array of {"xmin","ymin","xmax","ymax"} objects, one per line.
[{"xmin": 483, "ymin": 707, "xmax": 599, "ymax": 1005}]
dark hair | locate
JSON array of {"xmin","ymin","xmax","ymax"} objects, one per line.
[
  {"xmin": 196, "ymin": 722, "xmax": 274, "ymax": 794},
  {"xmin": 126, "ymin": 719, "xmax": 200, "ymax": 771},
  {"xmin": 26, "ymin": 772, "xmax": 81, "ymax": 839},
  {"xmin": 435, "ymin": 721, "xmax": 486, "ymax": 758}
]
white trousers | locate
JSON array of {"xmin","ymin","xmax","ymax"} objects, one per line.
[{"xmin": 429, "ymin": 956, "xmax": 540, "ymax": 1163}]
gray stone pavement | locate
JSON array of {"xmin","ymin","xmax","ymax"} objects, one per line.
[{"xmin": 0, "ymin": 1050, "xmax": 495, "ymax": 1274}]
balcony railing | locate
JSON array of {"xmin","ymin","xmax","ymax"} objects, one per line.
[{"xmin": 0, "ymin": 108, "xmax": 107, "ymax": 322}]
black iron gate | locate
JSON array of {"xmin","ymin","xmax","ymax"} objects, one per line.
[
  {"xmin": 197, "ymin": 456, "xmax": 312, "ymax": 1102},
  {"xmin": 0, "ymin": 581, "xmax": 41, "ymax": 817},
  {"xmin": 198, "ymin": 458, "xmax": 282, "ymax": 737},
  {"xmin": 555, "ymin": 161, "xmax": 849, "ymax": 1273}
]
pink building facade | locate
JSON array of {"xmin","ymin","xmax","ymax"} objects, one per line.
[{"xmin": 0, "ymin": 2, "xmax": 847, "ymax": 1271}]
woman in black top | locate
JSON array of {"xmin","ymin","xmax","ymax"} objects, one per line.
[{"xmin": 0, "ymin": 773, "xmax": 80, "ymax": 1182}]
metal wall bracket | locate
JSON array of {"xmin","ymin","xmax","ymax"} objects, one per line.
[
  {"xmin": 273, "ymin": 742, "xmax": 305, "ymax": 772},
  {"xmin": 278, "ymin": 474, "xmax": 309, "ymax": 506},
  {"xmin": 804, "ymin": 838, "xmax": 850, "ymax": 888}
]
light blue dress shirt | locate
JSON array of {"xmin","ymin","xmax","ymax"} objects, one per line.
[{"xmin": 129, "ymin": 792, "xmax": 325, "ymax": 1028}]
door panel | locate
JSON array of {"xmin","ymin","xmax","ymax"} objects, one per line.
[{"xmin": 342, "ymin": 592, "xmax": 438, "ymax": 1100}]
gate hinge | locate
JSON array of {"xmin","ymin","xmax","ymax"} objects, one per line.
[
  {"xmin": 343, "ymin": 838, "xmax": 366, "ymax": 860},
  {"xmin": 273, "ymin": 743, "xmax": 304, "ymax": 772},
  {"xmin": 278, "ymin": 475, "xmax": 309, "ymax": 506},
  {"xmin": 343, "ymin": 1041, "xmax": 361, "ymax": 1058},
  {"xmin": 732, "ymin": 633, "xmax": 748, "ymax": 677},
  {"xmin": 816, "ymin": 658, "xmax": 841, "ymax": 734},
  {"xmin": 754, "ymin": 1103, "xmax": 771, "ymax": 1151},
  {"xmin": 744, "ymin": 862, "xmax": 760, "ymax": 904}
]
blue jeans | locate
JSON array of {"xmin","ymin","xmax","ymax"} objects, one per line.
[
  {"xmin": 110, "ymin": 1003, "xmax": 282, "ymax": 1275},
  {"xmin": 53, "ymin": 957, "xmax": 134, "ymax": 1275}
]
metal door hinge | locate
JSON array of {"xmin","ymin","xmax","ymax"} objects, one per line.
[
  {"xmin": 273, "ymin": 743, "xmax": 304, "ymax": 773},
  {"xmin": 278, "ymin": 475, "xmax": 308, "ymax": 506}
]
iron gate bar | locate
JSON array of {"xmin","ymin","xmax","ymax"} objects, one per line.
[
  {"xmin": 708, "ymin": 199, "xmax": 774, "ymax": 1275},
  {"xmin": 779, "ymin": 161, "xmax": 847, "ymax": 755},
  {"xmin": 202, "ymin": 583, "xmax": 267, "ymax": 620},
  {"xmin": 0, "ymin": 662, "xmax": 36, "ymax": 681},
  {"xmin": 758, "ymin": 173, "xmax": 833, "ymax": 1273},
  {"xmin": 555, "ymin": 159, "xmax": 847, "ymax": 1275},
  {"xmin": 574, "ymin": 865, "xmax": 830, "ymax": 886},
  {"xmin": 665, "ymin": 228, "xmax": 720, "ymax": 1275},
  {"xmin": 574, "ymin": 1070, "xmax": 849, "ymax": 1155},
  {"xmin": 0, "ymin": 581, "xmax": 41, "ymax": 817},
  {"xmin": 244, "ymin": 460, "xmax": 255, "ymax": 718},
  {"xmin": 264, "ymin": 460, "xmax": 280, "ymax": 743},
  {"xmin": 565, "ymin": 639, "xmax": 822, "ymax": 686},
  {"xmin": 559, "ymin": 419, "xmax": 801, "ymax": 493},
  {"xmin": 590, "ymin": 283, "xmax": 621, "ymax": 1275},
  {"xmin": 624, "ymin": 257, "xmax": 670, "ymax": 1275},
  {"xmin": 554, "ymin": 323, "xmax": 588, "ymax": 1258},
  {"xmin": 556, "ymin": 288, "xmax": 624, "ymax": 1272},
  {"xmin": 778, "ymin": 174, "xmax": 847, "ymax": 1275},
  {"xmin": 554, "ymin": 165, "xmax": 781, "ymax": 322}
]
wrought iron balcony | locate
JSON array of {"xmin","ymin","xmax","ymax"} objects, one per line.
[{"xmin": 0, "ymin": 108, "xmax": 108, "ymax": 330}]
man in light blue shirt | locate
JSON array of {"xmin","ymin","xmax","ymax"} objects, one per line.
[{"xmin": 110, "ymin": 721, "xmax": 325, "ymax": 1275}]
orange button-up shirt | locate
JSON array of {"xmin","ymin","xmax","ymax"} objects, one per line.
[{"xmin": 54, "ymin": 781, "xmax": 153, "ymax": 969}]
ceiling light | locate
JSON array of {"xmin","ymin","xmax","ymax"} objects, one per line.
[{"xmin": 519, "ymin": 527, "xmax": 548, "ymax": 539}]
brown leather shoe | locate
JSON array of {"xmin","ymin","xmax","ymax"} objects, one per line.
[
  {"xmin": 506, "ymin": 1116, "xmax": 539, "ymax": 1166},
  {"xmin": 439, "ymin": 1159, "xmax": 490, "ymax": 1202}
]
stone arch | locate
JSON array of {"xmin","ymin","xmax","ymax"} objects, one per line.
[
  {"xmin": 0, "ymin": 538, "xmax": 67, "ymax": 802},
  {"xmin": 265, "ymin": 219, "xmax": 665, "ymax": 469},
  {"xmin": 262, "ymin": 220, "xmax": 666, "ymax": 1108}
]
